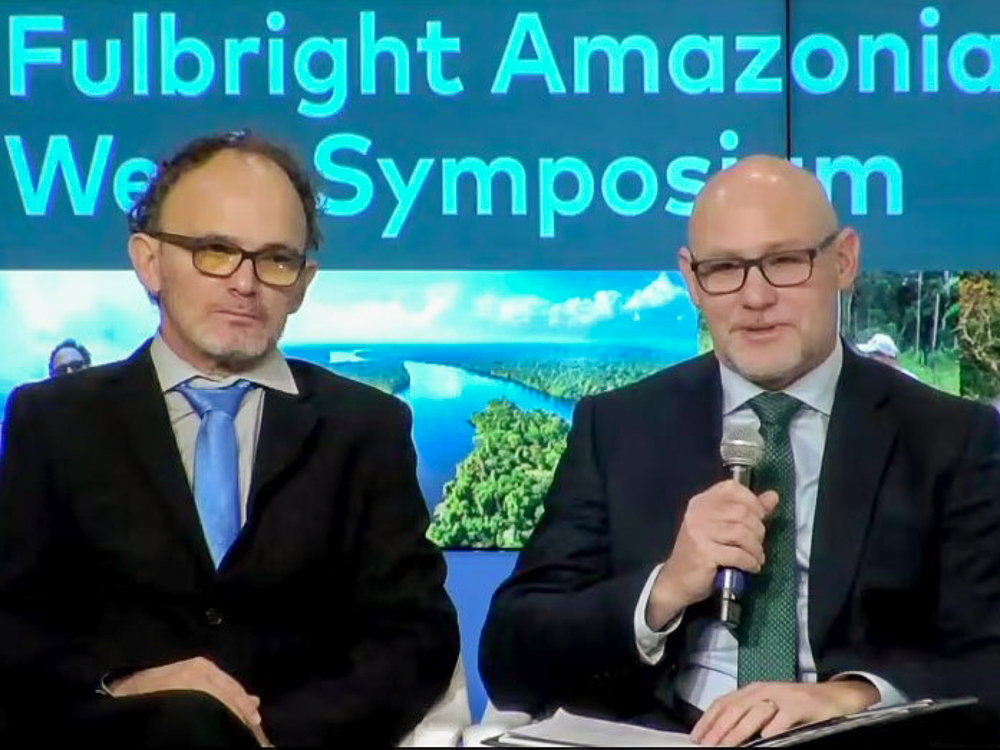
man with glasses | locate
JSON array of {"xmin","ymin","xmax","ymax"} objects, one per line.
[
  {"xmin": 48, "ymin": 339, "xmax": 92, "ymax": 378},
  {"xmin": 481, "ymin": 156, "xmax": 1000, "ymax": 744},
  {"xmin": 0, "ymin": 132, "xmax": 458, "ymax": 746}
]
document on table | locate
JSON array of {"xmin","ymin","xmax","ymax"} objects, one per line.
[
  {"xmin": 483, "ymin": 697, "xmax": 979, "ymax": 748},
  {"xmin": 482, "ymin": 708, "xmax": 698, "ymax": 747}
]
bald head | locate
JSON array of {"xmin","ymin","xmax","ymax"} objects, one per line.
[
  {"xmin": 678, "ymin": 154, "xmax": 860, "ymax": 390},
  {"xmin": 688, "ymin": 155, "xmax": 837, "ymax": 251}
]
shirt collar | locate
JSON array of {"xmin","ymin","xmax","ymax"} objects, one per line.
[
  {"xmin": 150, "ymin": 334, "xmax": 299, "ymax": 395},
  {"xmin": 719, "ymin": 338, "xmax": 842, "ymax": 417}
]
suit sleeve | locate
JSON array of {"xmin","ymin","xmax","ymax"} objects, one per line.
[
  {"xmin": 260, "ymin": 399, "xmax": 460, "ymax": 746},
  {"xmin": 820, "ymin": 404, "xmax": 1000, "ymax": 716},
  {"xmin": 0, "ymin": 386, "xmax": 125, "ymax": 704},
  {"xmin": 479, "ymin": 396, "xmax": 682, "ymax": 718}
]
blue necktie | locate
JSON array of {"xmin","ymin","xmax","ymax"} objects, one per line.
[{"xmin": 175, "ymin": 379, "xmax": 254, "ymax": 568}]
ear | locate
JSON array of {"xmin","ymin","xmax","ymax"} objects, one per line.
[
  {"xmin": 288, "ymin": 260, "xmax": 318, "ymax": 314},
  {"xmin": 678, "ymin": 246, "xmax": 702, "ymax": 309},
  {"xmin": 833, "ymin": 227, "xmax": 860, "ymax": 292},
  {"xmin": 128, "ymin": 233, "xmax": 163, "ymax": 300}
]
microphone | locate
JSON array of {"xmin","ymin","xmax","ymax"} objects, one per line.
[{"xmin": 715, "ymin": 423, "xmax": 765, "ymax": 629}]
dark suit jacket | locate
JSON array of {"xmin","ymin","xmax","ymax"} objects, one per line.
[
  {"xmin": 480, "ymin": 348, "xmax": 1000, "ymax": 724},
  {"xmin": 0, "ymin": 343, "xmax": 459, "ymax": 746}
]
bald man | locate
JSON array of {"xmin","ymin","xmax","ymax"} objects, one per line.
[{"xmin": 480, "ymin": 157, "xmax": 1000, "ymax": 745}]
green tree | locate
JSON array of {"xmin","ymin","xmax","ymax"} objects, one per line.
[
  {"xmin": 957, "ymin": 273, "xmax": 1000, "ymax": 401},
  {"xmin": 428, "ymin": 400, "xmax": 569, "ymax": 548}
]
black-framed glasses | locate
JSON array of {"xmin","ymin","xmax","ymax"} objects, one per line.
[
  {"xmin": 689, "ymin": 230, "xmax": 841, "ymax": 296},
  {"xmin": 148, "ymin": 231, "xmax": 308, "ymax": 287}
]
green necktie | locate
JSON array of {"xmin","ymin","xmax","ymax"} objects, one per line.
[{"xmin": 737, "ymin": 391, "xmax": 803, "ymax": 686}]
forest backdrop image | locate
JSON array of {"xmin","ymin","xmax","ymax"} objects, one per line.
[
  {"xmin": 294, "ymin": 270, "xmax": 700, "ymax": 549},
  {"xmin": 840, "ymin": 271, "xmax": 959, "ymax": 394},
  {"xmin": 414, "ymin": 348, "xmax": 688, "ymax": 548}
]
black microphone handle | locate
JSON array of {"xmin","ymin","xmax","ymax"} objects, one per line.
[{"xmin": 716, "ymin": 462, "xmax": 753, "ymax": 628}]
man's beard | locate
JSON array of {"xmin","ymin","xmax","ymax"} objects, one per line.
[{"xmin": 197, "ymin": 326, "xmax": 282, "ymax": 371}]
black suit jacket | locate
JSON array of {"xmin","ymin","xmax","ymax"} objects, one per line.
[
  {"xmin": 0, "ymin": 343, "xmax": 459, "ymax": 746},
  {"xmin": 480, "ymin": 348, "xmax": 1000, "ymax": 723}
]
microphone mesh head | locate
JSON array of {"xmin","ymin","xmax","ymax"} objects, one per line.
[{"xmin": 720, "ymin": 424, "xmax": 764, "ymax": 467}]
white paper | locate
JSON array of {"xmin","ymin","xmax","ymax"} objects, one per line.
[{"xmin": 495, "ymin": 708, "xmax": 699, "ymax": 748}]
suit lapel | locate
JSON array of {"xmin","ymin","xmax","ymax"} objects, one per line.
[
  {"xmin": 645, "ymin": 354, "xmax": 724, "ymax": 548},
  {"xmin": 808, "ymin": 349, "xmax": 898, "ymax": 653},
  {"xmin": 245, "ymin": 369, "xmax": 320, "ymax": 523},
  {"xmin": 677, "ymin": 355, "xmax": 725, "ymax": 514},
  {"xmin": 106, "ymin": 343, "xmax": 216, "ymax": 573}
]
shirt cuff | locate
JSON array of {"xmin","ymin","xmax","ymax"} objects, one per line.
[
  {"xmin": 833, "ymin": 671, "xmax": 908, "ymax": 709},
  {"xmin": 96, "ymin": 671, "xmax": 117, "ymax": 697},
  {"xmin": 634, "ymin": 563, "xmax": 685, "ymax": 665}
]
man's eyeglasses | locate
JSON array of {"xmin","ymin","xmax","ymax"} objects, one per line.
[
  {"xmin": 689, "ymin": 230, "xmax": 841, "ymax": 296},
  {"xmin": 52, "ymin": 360, "xmax": 87, "ymax": 377},
  {"xmin": 147, "ymin": 231, "xmax": 308, "ymax": 287}
]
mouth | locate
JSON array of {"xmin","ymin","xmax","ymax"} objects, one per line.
[
  {"xmin": 216, "ymin": 310, "xmax": 264, "ymax": 323},
  {"xmin": 735, "ymin": 323, "xmax": 785, "ymax": 340}
]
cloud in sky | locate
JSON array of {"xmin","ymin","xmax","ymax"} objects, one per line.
[
  {"xmin": 548, "ymin": 289, "xmax": 622, "ymax": 327},
  {"xmin": 473, "ymin": 293, "xmax": 549, "ymax": 325},
  {"xmin": 474, "ymin": 272, "xmax": 689, "ymax": 329},
  {"xmin": 623, "ymin": 272, "xmax": 686, "ymax": 319},
  {"xmin": 286, "ymin": 280, "xmax": 460, "ymax": 342}
]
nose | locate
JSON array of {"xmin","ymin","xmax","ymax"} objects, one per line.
[
  {"xmin": 229, "ymin": 256, "xmax": 258, "ymax": 295},
  {"xmin": 739, "ymin": 264, "xmax": 778, "ymax": 309}
]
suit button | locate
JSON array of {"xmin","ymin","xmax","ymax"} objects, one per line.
[{"xmin": 204, "ymin": 608, "xmax": 224, "ymax": 627}]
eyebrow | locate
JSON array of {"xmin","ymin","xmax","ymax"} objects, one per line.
[
  {"xmin": 696, "ymin": 240, "xmax": 816, "ymax": 260},
  {"xmin": 196, "ymin": 233, "xmax": 303, "ymax": 253}
]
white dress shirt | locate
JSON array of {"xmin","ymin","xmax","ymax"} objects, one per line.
[
  {"xmin": 150, "ymin": 335, "xmax": 298, "ymax": 525},
  {"xmin": 633, "ymin": 340, "xmax": 905, "ymax": 710}
]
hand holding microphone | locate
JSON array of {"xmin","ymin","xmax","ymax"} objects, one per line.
[{"xmin": 645, "ymin": 425, "xmax": 776, "ymax": 632}]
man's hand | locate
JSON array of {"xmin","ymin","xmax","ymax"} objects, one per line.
[
  {"xmin": 109, "ymin": 656, "xmax": 267, "ymax": 742},
  {"xmin": 691, "ymin": 680, "xmax": 880, "ymax": 746},
  {"xmin": 646, "ymin": 480, "xmax": 778, "ymax": 630}
]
